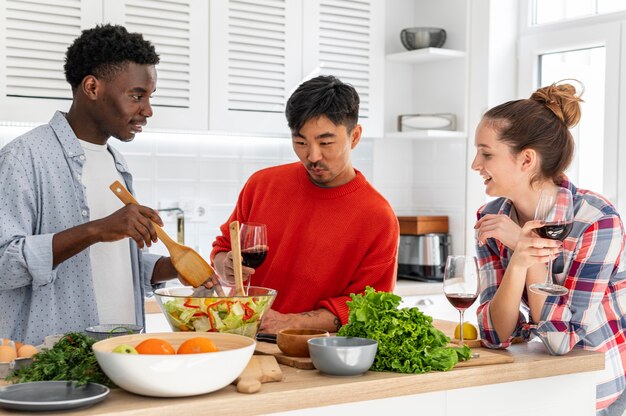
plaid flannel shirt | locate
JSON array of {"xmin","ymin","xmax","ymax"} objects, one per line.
[{"xmin": 475, "ymin": 178, "xmax": 626, "ymax": 413}]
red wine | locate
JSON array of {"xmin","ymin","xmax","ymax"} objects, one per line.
[
  {"xmin": 241, "ymin": 247, "xmax": 268, "ymax": 268},
  {"xmin": 536, "ymin": 222, "xmax": 573, "ymax": 241},
  {"xmin": 446, "ymin": 293, "xmax": 478, "ymax": 310}
]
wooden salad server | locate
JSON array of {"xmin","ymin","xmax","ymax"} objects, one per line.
[
  {"xmin": 109, "ymin": 180, "xmax": 217, "ymax": 289},
  {"xmin": 229, "ymin": 220, "xmax": 245, "ymax": 296}
]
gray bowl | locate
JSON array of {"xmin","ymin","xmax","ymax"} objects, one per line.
[
  {"xmin": 307, "ymin": 336, "xmax": 377, "ymax": 376},
  {"xmin": 400, "ymin": 27, "xmax": 446, "ymax": 50},
  {"xmin": 85, "ymin": 324, "xmax": 144, "ymax": 341}
]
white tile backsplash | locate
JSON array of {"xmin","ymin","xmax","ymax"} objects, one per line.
[
  {"xmin": 155, "ymin": 156, "xmax": 200, "ymax": 180},
  {"xmin": 372, "ymin": 136, "xmax": 469, "ymax": 254},
  {"xmin": 123, "ymin": 155, "xmax": 155, "ymax": 180}
]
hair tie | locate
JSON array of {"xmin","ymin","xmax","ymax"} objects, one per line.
[{"xmin": 554, "ymin": 78, "xmax": 585, "ymax": 98}]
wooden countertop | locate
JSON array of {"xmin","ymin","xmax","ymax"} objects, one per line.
[{"xmin": 0, "ymin": 321, "xmax": 605, "ymax": 416}]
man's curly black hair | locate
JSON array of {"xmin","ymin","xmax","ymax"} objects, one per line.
[{"xmin": 64, "ymin": 24, "xmax": 160, "ymax": 89}]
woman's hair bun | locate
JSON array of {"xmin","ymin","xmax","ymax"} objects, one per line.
[{"xmin": 530, "ymin": 81, "xmax": 583, "ymax": 128}]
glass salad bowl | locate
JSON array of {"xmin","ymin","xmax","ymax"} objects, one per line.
[{"xmin": 153, "ymin": 286, "xmax": 277, "ymax": 338}]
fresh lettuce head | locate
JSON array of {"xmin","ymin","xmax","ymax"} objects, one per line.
[{"xmin": 338, "ymin": 286, "xmax": 471, "ymax": 373}]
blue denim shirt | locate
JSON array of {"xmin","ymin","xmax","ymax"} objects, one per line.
[{"xmin": 0, "ymin": 111, "xmax": 161, "ymax": 344}]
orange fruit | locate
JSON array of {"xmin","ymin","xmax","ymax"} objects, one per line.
[
  {"xmin": 1, "ymin": 339, "xmax": 15, "ymax": 351},
  {"xmin": 0, "ymin": 345, "xmax": 17, "ymax": 363},
  {"xmin": 177, "ymin": 337, "xmax": 219, "ymax": 354},
  {"xmin": 17, "ymin": 345, "xmax": 38, "ymax": 358},
  {"xmin": 135, "ymin": 338, "xmax": 175, "ymax": 355}
]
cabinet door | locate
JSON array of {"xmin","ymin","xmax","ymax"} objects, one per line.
[
  {"xmin": 209, "ymin": 0, "xmax": 302, "ymax": 135},
  {"xmin": 0, "ymin": 0, "xmax": 207, "ymax": 130},
  {"xmin": 104, "ymin": 0, "xmax": 209, "ymax": 130},
  {"xmin": 302, "ymin": 0, "xmax": 384, "ymax": 138},
  {"xmin": 0, "ymin": 0, "xmax": 100, "ymax": 123}
]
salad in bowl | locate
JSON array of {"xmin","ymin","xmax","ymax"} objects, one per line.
[{"xmin": 154, "ymin": 286, "xmax": 277, "ymax": 338}]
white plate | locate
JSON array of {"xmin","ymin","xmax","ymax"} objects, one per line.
[
  {"xmin": 398, "ymin": 113, "xmax": 456, "ymax": 131},
  {"xmin": 0, "ymin": 381, "xmax": 109, "ymax": 412}
]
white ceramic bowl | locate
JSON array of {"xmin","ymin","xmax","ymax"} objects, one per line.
[
  {"xmin": 308, "ymin": 336, "xmax": 378, "ymax": 376},
  {"xmin": 92, "ymin": 332, "xmax": 255, "ymax": 397}
]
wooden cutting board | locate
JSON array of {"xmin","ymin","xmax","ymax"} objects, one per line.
[
  {"xmin": 454, "ymin": 347, "xmax": 513, "ymax": 368},
  {"xmin": 450, "ymin": 338, "xmax": 483, "ymax": 348},
  {"xmin": 255, "ymin": 340, "xmax": 513, "ymax": 370},
  {"xmin": 255, "ymin": 341, "xmax": 316, "ymax": 369},
  {"xmin": 233, "ymin": 355, "xmax": 284, "ymax": 393}
]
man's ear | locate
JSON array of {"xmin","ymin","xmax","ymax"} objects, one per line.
[
  {"xmin": 350, "ymin": 124, "xmax": 362, "ymax": 149},
  {"xmin": 81, "ymin": 75, "xmax": 99, "ymax": 101}
]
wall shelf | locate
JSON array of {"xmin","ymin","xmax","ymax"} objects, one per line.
[
  {"xmin": 386, "ymin": 48, "xmax": 466, "ymax": 64},
  {"xmin": 385, "ymin": 130, "xmax": 467, "ymax": 140}
]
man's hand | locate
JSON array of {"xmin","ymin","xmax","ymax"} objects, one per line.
[
  {"xmin": 53, "ymin": 203, "xmax": 164, "ymax": 266},
  {"xmin": 93, "ymin": 204, "xmax": 163, "ymax": 248},
  {"xmin": 213, "ymin": 251, "xmax": 255, "ymax": 285},
  {"xmin": 259, "ymin": 308, "xmax": 341, "ymax": 334},
  {"xmin": 474, "ymin": 214, "xmax": 522, "ymax": 249}
]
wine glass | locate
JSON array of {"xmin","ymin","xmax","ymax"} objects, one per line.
[
  {"xmin": 528, "ymin": 188, "xmax": 574, "ymax": 296},
  {"xmin": 239, "ymin": 223, "xmax": 268, "ymax": 294},
  {"xmin": 443, "ymin": 255, "xmax": 480, "ymax": 346}
]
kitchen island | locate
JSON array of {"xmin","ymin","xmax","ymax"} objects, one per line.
[{"xmin": 1, "ymin": 321, "xmax": 601, "ymax": 416}]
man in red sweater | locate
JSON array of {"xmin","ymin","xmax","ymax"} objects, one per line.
[{"xmin": 211, "ymin": 75, "xmax": 399, "ymax": 333}]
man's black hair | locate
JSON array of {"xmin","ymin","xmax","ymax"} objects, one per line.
[
  {"xmin": 285, "ymin": 75, "xmax": 359, "ymax": 133},
  {"xmin": 64, "ymin": 24, "xmax": 160, "ymax": 89}
]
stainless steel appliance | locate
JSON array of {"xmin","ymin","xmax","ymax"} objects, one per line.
[{"xmin": 397, "ymin": 233, "xmax": 450, "ymax": 282}]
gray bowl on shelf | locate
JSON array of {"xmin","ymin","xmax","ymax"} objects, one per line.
[{"xmin": 400, "ymin": 27, "xmax": 446, "ymax": 50}]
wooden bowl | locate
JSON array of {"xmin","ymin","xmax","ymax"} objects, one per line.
[{"xmin": 277, "ymin": 329, "xmax": 329, "ymax": 357}]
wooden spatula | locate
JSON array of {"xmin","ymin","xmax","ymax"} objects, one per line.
[
  {"xmin": 229, "ymin": 220, "xmax": 245, "ymax": 296},
  {"xmin": 109, "ymin": 181, "xmax": 216, "ymax": 288},
  {"xmin": 234, "ymin": 355, "xmax": 284, "ymax": 394}
]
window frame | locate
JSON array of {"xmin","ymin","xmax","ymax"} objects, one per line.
[{"xmin": 518, "ymin": 5, "xmax": 623, "ymax": 212}]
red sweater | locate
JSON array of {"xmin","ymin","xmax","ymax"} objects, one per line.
[{"xmin": 211, "ymin": 162, "xmax": 399, "ymax": 324}]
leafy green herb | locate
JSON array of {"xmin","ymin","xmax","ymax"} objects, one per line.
[
  {"xmin": 6, "ymin": 332, "xmax": 115, "ymax": 387},
  {"xmin": 338, "ymin": 287, "xmax": 472, "ymax": 373}
]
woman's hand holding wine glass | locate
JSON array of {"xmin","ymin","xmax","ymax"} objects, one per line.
[
  {"xmin": 528, "ymin": 188, "xmax": 574, "ymax": 296},
  {"xmin": 443, "ymin": 255, "xmax": 480, "ymax": 347}
]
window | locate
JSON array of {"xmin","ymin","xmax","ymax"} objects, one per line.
[
  {"xmin": 539, "ymin": 47, "xmax": 605, "ymax": 193},
  {"xmin": 533, "ymin": 0, "xmax": 626, "ymax": 25},
  {"xmin": 518, "ymin": 5, "xmax": 624, "ymax": 215}
]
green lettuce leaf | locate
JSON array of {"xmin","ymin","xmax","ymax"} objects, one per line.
[{"xmin": 338, "ymin": 287, "xmax": 471, "ymax": 373}]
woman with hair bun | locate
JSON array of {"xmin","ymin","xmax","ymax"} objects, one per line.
[{"xmin": 472, "ymin": 82, "xmax": 626, "ymax": 415}]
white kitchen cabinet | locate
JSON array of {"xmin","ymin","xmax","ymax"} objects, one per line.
[
  {"xmin": 208, "ymin": 0, "xmax": 385, "ymax": 137},
  {"xmin": 0, "ymin": 0, "xmax": 209, "ymax": 130}
]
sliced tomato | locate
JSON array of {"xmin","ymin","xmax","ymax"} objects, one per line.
[{"xmin": 242, "ymin": 303, "xmax": 255, "ymax": 321}]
